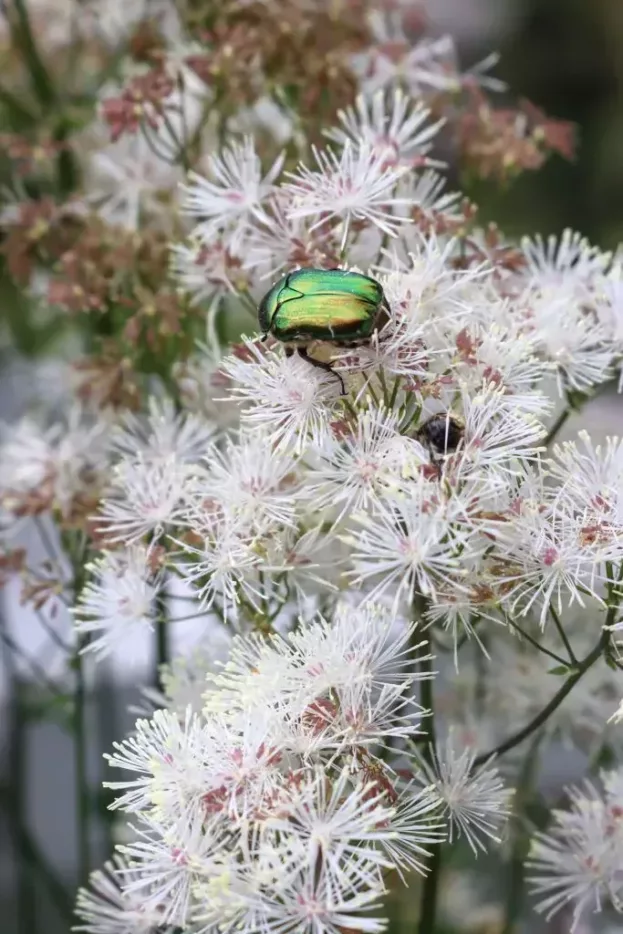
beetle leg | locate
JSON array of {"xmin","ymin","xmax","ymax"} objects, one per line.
[{"xmin": 297, "ymin": 346, "xmax": 346, "ymax": 396}]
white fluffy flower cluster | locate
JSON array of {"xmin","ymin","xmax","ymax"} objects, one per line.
[
  {"xmin": 2, "ymin": 15, "xmax": 623, "ymax": 932},
  {"xmin": 528, "ymin": 768, "xmax": 623, "ymax": 930},
  {"xmin": 73, "ymin": 603, "xmax": 512, "ymax": 933}
]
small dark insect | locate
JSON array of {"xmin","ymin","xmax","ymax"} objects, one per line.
[{"xmin": 418, "ymin": 414, "xmax": 465, "ymax": 456}]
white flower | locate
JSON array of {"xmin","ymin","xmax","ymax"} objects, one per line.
[
  {"xmin": 222, "ymin": 340, "xmax": 341, "ymax": 454},
  {"xmin": 173, "ymin": 513, "xmax": 264, "ymax": 621},
  {"xmin": 454, "ymin": 382, "xmax": 547, "ymax": 478},
  {"xmin": 170, "ymin": 237, "xmax": 247, "ymax": 305},
  {"xmin": 378, "ymin": 235, "xmax": 489, "ymax": 349},
  {"xmin": 392, "ymin": 169, "xmax": 462, "ymax": 227},
  {"xmin": 181, "ymin": 137, "xmax": 285, "ymax": 253},
  {"xmin": 494, "ymin": 498, "xmax": 617, "ymax": 625},
  {"xmin": 413, "ymin": 734, "xmax": 512, "ymax": 855},
  {"xmin": 336, "ymin": 677, "xmax": 428, "ymax": 752},
  {"xmin": 112, "ymin": 398, "xmax": 215, "ymax": 464},
  {"xmin": 174, "ymin": 339, "xmax": 242, "ymax": 427},
  {"xmin": 0, "ymin": 418, "xmax": 58, "ymax": 505},
  {"xmin": 352, "ymin": 27, "xmax": 503, "ymax": 97},
  {"xmin": 117, "ymin": 815, "xmax": 221, "ymax": 927},
  {"xmin": 241, "ymin": 857, "xmax": 388, "ymax": 934},
  {"xmin": 598, "ymin": 265, "xmax": 623, "ymax": 386},
  {"xmin": 190, "ymin": 830, "xmax": 304, "ymax": 934},
  {"xmin": 450, "ymin": 319, "xmax": 552, "ymax": 414},
  {"xmin": 196, "ymin": 430, "xmax": 300, "ymax": 528},
  {"xmin": 551, "ymin": 432, "xmax": 623, "ymax": 536},
  {"xmin": 424, "ymin": 584, "xmax": 504, "ymax": 670},
  {"xmin": 195, "ymin": 832, "xmax": 388, "ymax": 934},
  {"xmin": 516, "ymin": 232, "xmax": 615, "ymax": 394},
  {"xmin": 158, "ymin": 638, "xmax": 232, "ymax": 715},
  {"xmin": 104, "ymin": 707, "xmax": 210, "ymax": 819},
  {"xmin": 290, "ymin": 602, "xmax": 430, "ymax": 695},
  {"xmin": 242, "ymin": 190, "xmax": 340, "ymax": 279},
  {"xmin": 112, "ymin": 396, "xmax": 214, "ymax": 463},
  {"xmin": 528, "ymin": 773, "xmax": 623, "ymax": 930},
  {"xmin": 205, "ymin": 603, "xmax": 431, "ymax": 756},
  {"xmin": 228, "ymin": 95, "xmax": 295, "ymax": 146},
  {"xmin": 380, "ymin": 784, "xmax": 446, "ymax": 877},
  {"xmin": 265, "ymin": 768, "xmax": 396, "ymax": 877},
  {"xmin": 285, "ymin": 141, "xmax": 409, "ymax": 250},
  {"xmin": 521, "ymin": 287, "xmax": 615, "ymax": 394},
  {"xmin": 521, "ymin": 230, "xmax": 610, "ymax": 294},
  {"xmin": 73, "ymin": 546, "xmax": 159, "ymax": 660},
  {"xmin": 344, "ymin": 480, "xmax": 482, "ymax": 606},
  {"xmin": 325, "ymin": 89, "xmax": 444, "ymax": 168},
  {"xmin": 0, "ymin": 408, "xmax": 110, "ymax": 517},
  {"xmin": 352, "ymin": 31, "xmax": 460, "ymax": 95},
  {"xmin": 203, "ymin": 629, "xmax": 302, "ymax": 718},
  {"xmin": 193, "ymin": 710, "xmax": 286, "ymax": 820},
  {"xmin": 98, "ymin": 454, "xmax": 198, "ymax": 544},
  {"xmin": 85, "ymin": 132, "xmax": 181, "ymax": 231},
  {"xmin": 74, "ymin": 854, "xmax": 166, "ymax": 934},
  {"xmin": 302, "ymin": 405, "xmax": 429, "ymax": 523}
]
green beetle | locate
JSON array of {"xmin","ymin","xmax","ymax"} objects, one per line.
[{"xmin": 258, "ymin": 267, "xmax": 390, "ymax": 394}]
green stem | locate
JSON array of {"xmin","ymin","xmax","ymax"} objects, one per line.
[
  {"xmin": 0, "ymin": 627, "xmax": 63, "ymax": 695},
  {"xmin": 11, "ymin": 0, "xmax": 56, "ymax": 107},
  {"xmin": 377, "ymin": 367, "xmax": 390, "ymax": 407},
  {"xmin": 73, "ymin": 642, "xmax": 90, "ymax": 887},
  {"xmin": 544, "ymin": 406, "xmax": 570, "ymax": 446},
  {"xmin": 415, "ymin": 594, "xmax": 441, "ymax": 934},
  {"xmin": 501, "ymin": 735, "xmax": 542, "ymax": 934},
  {"xmin": 1, "ymin": 610, "xmax": 37, "ymax": 934},
  {"xmin": 154, "ymin": 587, "xmax": 169, "ymax": 687},
  {"xmin": 53, "ymin": 117, "xmax": 80, "ymax": 196},
  {"xmin": 505, "ymin": 616, "xmax": 570, "ymax": 668},
  {"xmin": 473, "ymin": 629, "xmax": 610, "ymax": 769},
  {"xmin": 417, "ymin": 844, "xmax": 441, "ymax": 934},
  {"xmin": 548, "ymin": 603, "xmax": 577, "ymax": 664},
  {"xmin": 94, "ymin": 675, "xmax": 119, "ymax": 860},
  {"xmin": 70, "ymin": 544, "xmax": 90, "ymax": 889}
]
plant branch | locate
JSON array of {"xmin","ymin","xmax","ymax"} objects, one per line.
[
  {"xmin": 72, "ymin": 637, "xmax": 90, "ymax": 887},
  {"xmin": 500, "ymin": 734, "xmax": 542, "ymax": 934},
  {"xmin": 11, "ymin": 0, "xmax": 56, "ymax": 107},
  {"xmin": 474, "ymin": 628, "xmax": 610, "ymax": 769},
  {"xmin": 505, "ymin": 615, "xmax": 569, "ymax": 668},
  {"xmin": 68, "ymin": 542, "xmax": 91, "ymax": 890},
  {"xmin": 548, "ymin": 603, "xmax": 577, "ymax": 664},
  {"xmin": 154, "ymin": 584, "xmax": 170, "ymax": 688},
  {"xmin": 415, "ymin": 593, "xmax": 441, "ymax": 934},
  {"xmin": 544, "ymin": 406, "xmax": 570, "ymax": 446},
  {"xmin": 0, "ymin": 627, "xmax": 64, "ymax": 696}
]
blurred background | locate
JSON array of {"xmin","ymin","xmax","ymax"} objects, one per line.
[
  {"xmin": 448, "ymin": 0, "xmax": 623, "ymax": 248},
  {"xmin": 1, "ymin": 1, "xmax": 622, "ymax": 933}
]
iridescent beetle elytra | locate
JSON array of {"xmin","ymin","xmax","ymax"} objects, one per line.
[{"xmin": 258, "ymin": 267, "xmax": 390, "ymax": 394}]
